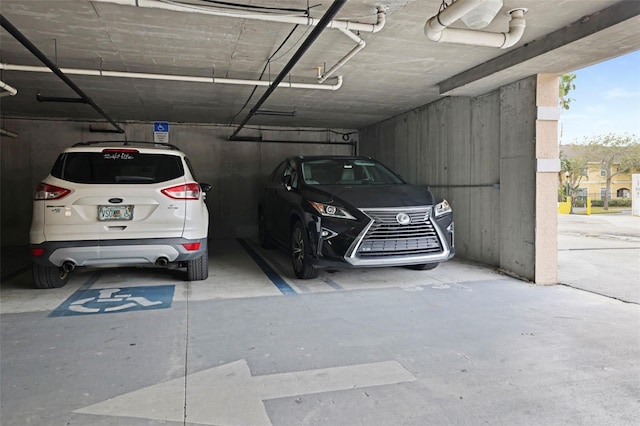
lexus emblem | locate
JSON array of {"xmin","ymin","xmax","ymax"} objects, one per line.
[{"xmin": 396, "ymin": 213, "xmax": 411, "ymax": 225}]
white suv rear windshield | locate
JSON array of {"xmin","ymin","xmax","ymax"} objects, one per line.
[{"xmin": 51, "ymin": 152, "xmax": 184, "ymax": 184}]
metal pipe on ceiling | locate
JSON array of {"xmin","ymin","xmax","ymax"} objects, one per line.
[
  {"xmin": 0, "ymin": 14, "xmax": 125, "ymax": 134},
  {"xmin": 229, "ymin": 0, "xmax": 347, "ymax": 141},
  {"xmin": 0, "ymin": 63, "xmax": 344, "ymax": 91}
]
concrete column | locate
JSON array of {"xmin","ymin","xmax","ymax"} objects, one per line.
[{"xmin": 535, "ymin": 74, "xmax": 561, "ymax": 285}]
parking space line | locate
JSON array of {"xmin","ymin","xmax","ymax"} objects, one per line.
[{"xmin": 236, "ymin": 239, "xmax": 297, "ymax": 295}]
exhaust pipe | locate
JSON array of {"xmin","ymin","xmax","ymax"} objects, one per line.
[
  {"xmin": 62, "ymin": 261, "xmax": 76, "ymax": 272},
  {"xmin": 156, "ymin": 257, "xmax": 169, "ymax": 267}
]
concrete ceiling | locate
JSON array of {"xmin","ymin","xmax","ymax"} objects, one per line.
[{"xmin": 1, "ymin": 0, "xmax": 638, "ymax": 134}]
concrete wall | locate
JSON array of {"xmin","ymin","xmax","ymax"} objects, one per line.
[
  {"xmin": 0, "ymin": 119, "xmax": 355, "ymax": 245},
  {"xmin": 360, "ymin": 76, "xmax": 541, "ymax": 281}
]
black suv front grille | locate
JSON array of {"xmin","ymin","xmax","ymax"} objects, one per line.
[{"xmin": 356, "ymin": 208, "xmax": 442, "ymax": 257}]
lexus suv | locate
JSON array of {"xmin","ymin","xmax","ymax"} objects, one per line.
[
  {"xmin": 29, "ymin": 141, "xmax": 210, "ymax": 289},
  {"xmin": 258, "ymin": 156, "xmax": 455, "ymax": 279}
]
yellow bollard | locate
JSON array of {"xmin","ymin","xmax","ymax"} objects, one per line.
[{"xmin": 586, "ymin": 197, "xmax": 591, "ymax": 215}]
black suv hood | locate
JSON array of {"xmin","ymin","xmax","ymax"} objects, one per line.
[{"xmin": 305, "ymin": 183, "xmax": 434, "ymax": 208}]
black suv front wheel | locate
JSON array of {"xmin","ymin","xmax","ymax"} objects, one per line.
[{"xmin": 291, "ymin": 221, "xmax": 318, "ymax": 280}]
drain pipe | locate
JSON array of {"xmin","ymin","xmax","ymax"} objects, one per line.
[
  {"xmin": 0, "ymin": 80, "xmax": 18, "ymax": 97},
  {"xmin": 425, "ymin": 0, "xmax": 527, "ymax": 49},
  {"xmin": 0, "ymin": 63, "xmax": 343, "ymax": 91},
  {"xmin": 0, "ymin": 14, "xmax": 125, "ymax": 133},
  {"xmin": 230, "ymin": 0, "xmax": 347, "ymax": 140}
]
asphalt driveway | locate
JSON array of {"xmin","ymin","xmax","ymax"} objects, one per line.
[{"xmin": 558, "ymin": 212, "xmax": 640, "ymax": 304}]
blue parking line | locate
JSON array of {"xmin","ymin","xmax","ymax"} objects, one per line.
[{"xmin": 237, "ymin": 239, "xmax": 297, "ymax": 295}]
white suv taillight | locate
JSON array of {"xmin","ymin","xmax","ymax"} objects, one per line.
[
  {"xmin": 161, "ymin": 183, "xmax": 201, "ymax": 200},
  {"xmin": 34, "ymin": 183, "xmax": 71, "ymax": 200}
]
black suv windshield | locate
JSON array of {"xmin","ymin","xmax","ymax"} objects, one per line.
[
  {"xmin": 51, "ymin": 152, "xmax": 184, "ymax": 184},
  {"xmin": 301, "ymin": 159, "xmax": 404, "ymax": 185}
]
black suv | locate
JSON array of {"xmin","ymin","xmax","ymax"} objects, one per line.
[{"xmin": 258, "ymin": 156, "xmax": 455, "ymax": 279}]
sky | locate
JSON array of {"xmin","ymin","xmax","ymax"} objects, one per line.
[{"xmin": 559, "ymin": 49, "xmax": 640, "ymax": 145}]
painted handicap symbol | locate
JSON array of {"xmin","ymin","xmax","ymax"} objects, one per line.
[
  {"xmin": 50, "ymin": 285, "xmax": 175, "ymax": 317},
  {"xmin": 69, "ymin": 288, "xmax": 163, "ymax": 313}
]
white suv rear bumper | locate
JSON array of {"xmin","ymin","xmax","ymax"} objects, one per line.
[{"xmin": 31, "ymin": 237, "xmax": 207, "ymax": 268}]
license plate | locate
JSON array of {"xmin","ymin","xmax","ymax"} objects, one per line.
[{"xmin": 98, "ymin": 205, "xmax": 133, "ymax": 221}]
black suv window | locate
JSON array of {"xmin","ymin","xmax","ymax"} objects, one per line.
[
  {"xmin": 301, "ymin": 159, "xmax": 403, "ymax": 185},
  {"xmin": 51, "ymin": 152, "xmax": 184, "ymax": 184}
]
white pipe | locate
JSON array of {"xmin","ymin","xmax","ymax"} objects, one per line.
[
  {"xmin": 317, "ymin": 5, "xmax": 386, "ymax": 83},
  {"xmin": 91, "ymin": 1, "xmax": 386, "ymax": 86},
  {"xmin": 0, "ymin": 63, "xmax": 344, "ymax": 91},
  {"xmin": 318, "ymin": 28, "xmax": 366, "ymax": 83},
  {"xmin": 425, "ymin": 1, "xmax": 527, "ymax": 49},
  {"xmin": 0, "ymin": 128, "xmax": 19, "ymax": 138},
  {"xmin": 0, "ymin": 80, "xmax": 18, "ymax": 96},
  {"xmin": 428, "ymin": 0, "xmax": 485, "ymax": 30},
  {"xmin": 91, "ymin": 0, "xmax": 386, "ymax": 33}
]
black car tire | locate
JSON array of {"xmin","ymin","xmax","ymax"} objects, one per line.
[
  {"xmin": 33, "ymin": 263, "xmax": 69, "ymax": 289},
  {"xmin": 258, "ymin": 209, "xmax": 274, "ymax": 249},
  {"xmin": 407, "ymin": 263, "xmax": 439, "ymax": 271},
  {"xmin": 291, "ymin": 221, "xmax": 319, "ymax": 279},
  {"xmin": 186, "ymin": 250, "xmax": 209, "ymax": 281}
]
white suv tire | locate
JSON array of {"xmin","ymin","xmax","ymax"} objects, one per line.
[
  {"xmin": 33, "ymin": 264, "xmax": 69, "ymax": 289},
  {"xmin": 186, "ymin": 250, "xmax": 209, "ymax": 281}
]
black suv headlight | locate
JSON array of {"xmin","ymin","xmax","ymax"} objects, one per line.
[
  {"xmin": 434, "ymin": 199, "xmax": 452, "ymax": 217},
  {"xmin": 309, "ymin": 201, "xmax": 356, "ymax": 220}
]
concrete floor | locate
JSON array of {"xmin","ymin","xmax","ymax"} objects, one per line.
[{"xmin": 1, "ymin": 236, "xmax": 639, "ymax": 425}]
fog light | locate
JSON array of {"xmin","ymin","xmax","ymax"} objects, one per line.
[{"xmin": 321, "ymin": 228, "xmax": 338, "ymax": 239}]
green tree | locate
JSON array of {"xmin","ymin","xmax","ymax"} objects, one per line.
[
  {"xmin": 576, "ymin": 133, "xmax": 640, "ymax": 210},
  {"xmin": 558, "ymin": 73, "xmax": 577, "ymax": 144},
  {"xmin": 559, "ymin": 73, "xmax": 577, "ymax": 111}
]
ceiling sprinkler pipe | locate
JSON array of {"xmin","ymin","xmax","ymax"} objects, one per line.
[
  {"xmin": 425, "ymin": 3, "xmax": 526, "ymax": 48},
  {"xmin": 0, "ymin": 63, "xmax": 343, "ymax": 91},
  {"xmin": 92, "ymin": 0, "xmax": 386, "ymax": 34}
]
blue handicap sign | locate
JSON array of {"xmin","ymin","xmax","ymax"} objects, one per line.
[
  {"xmin": 49, "ymin": 285, "xmax": 175, "ymax": 317},
  {"xmin": 154, "ymin": 121, "xmax": 169, "ymax": 132}
]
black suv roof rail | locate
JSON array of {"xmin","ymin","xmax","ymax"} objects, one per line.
[{"xmin": 72, "ymin": 140, "xmax": 180, "ymax": 150}]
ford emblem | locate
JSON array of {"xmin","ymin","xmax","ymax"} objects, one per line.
[
  {"xmin": 108, "ymin": 198, "xmax": 123, "ymax": 204},
  {"xmin": 396, "ymin": 213, "xmax": 411, "ymax": 225}
]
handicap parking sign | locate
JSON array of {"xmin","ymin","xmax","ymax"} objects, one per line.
[
  {"xmin": 50, "ymin": 285, "xmax": 175, "ymax": 317},
  {"xmin": 154, "ymin": 121, "xmax": 169, "ymax": 143},
  {"xmin": 154, "ymin": 121, "xmax": 169, "ymax": 132}
]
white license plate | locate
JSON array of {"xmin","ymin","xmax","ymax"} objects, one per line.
[{"xmin": 98, "ymin": 205, "xmax": 133, "ymax": 221}]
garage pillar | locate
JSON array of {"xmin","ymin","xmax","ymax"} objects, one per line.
[{"xmin": 535, "ymin": 74, "xmax": 561, "ymax": 285}]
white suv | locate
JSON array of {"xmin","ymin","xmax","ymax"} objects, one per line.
[{"xmin": 29, "ymin": 141, "xmax": 210, "ymax": 289}]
